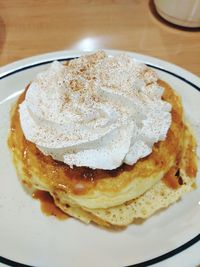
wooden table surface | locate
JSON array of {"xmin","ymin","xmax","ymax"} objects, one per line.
[{"xmin": 0, "ymin": 0, "xmax": 200, "ymax": 76}]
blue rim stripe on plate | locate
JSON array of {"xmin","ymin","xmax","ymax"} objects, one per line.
[
  {"xmin": 0, "ymin": 57, "xmax": 199, "ymax": 267},
  {"xmin": 1, "ymin": 234, "xmax": 200, "ymax": 267},
  {"xmin": 0, "ymin": 58, "xmax": 199, "ymax": 93}
]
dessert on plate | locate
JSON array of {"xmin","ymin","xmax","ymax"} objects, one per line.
[{"xmin": 8, "ymin": 51, "xmax": 197, "ymax": 228}]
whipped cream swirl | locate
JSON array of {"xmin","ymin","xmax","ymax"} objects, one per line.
[{"xmin": 19, "ymin": 52, "xmax": 172, "ymax": 170}]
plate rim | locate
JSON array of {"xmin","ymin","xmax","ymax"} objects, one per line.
[
  {"xmin": 0, "ymin": 49, "xmax": 200, "ymax": 84},
  {"xmin": 0, "ymin": 50, "xmax": 200, "ymax": 267}
]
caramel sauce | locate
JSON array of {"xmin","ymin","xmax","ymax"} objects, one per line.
[
  {"xmin": 162, "ymin": 125, "xmax": 197, "ymax": 190},
  {"xmin": 8, "ymin": 87, "xmax": 169, "ymax": 195},
  {"xmin": 33, "ymin": 190, "xmax": 68, "ymax": 220},
  {"xmin": 163, "ymin": 167, "xmax": 181, "ymax": 189},
  {"xmin": 184, "ymin": 143, "xmax": 197, "ymax": 178},
  {"xmin": 7, "ymin": 80, "xmax": 197, "ymax": 200}
]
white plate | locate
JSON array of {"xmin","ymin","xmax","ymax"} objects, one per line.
[{"xmin": 0, "ymin": 50, "xmax": 200, "ymax": 267}]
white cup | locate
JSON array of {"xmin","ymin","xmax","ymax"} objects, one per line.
[{"xmin": 154, "ymin": 0, "xmax": 200, "ymax": 27}]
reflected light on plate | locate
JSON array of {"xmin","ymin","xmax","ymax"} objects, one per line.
[
  {"xmin": 70, "ymin": 37, "xmax": 102, "ymax": 51},
  {"xmin": 0, "ymin": 90, "xmax": 24, "ymax": 105}
]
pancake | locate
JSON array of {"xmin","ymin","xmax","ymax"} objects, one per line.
[{"xmin": 8, "ymin": 77, "xmax": 197, "ymax": 228}]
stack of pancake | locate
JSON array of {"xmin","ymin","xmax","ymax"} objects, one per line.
[{"xmin": 8, "ymin": 57, "xmax": 197, "ymax": 228}]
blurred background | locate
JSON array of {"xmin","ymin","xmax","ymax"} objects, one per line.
[{"xmin": 0, "ymin": 0, "xmax": 200, "ymax": 75}]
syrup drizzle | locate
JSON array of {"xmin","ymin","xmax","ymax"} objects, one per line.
[{"xmin": 33, "ymin": 190, "xmax": 68, "ymax": 220}]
